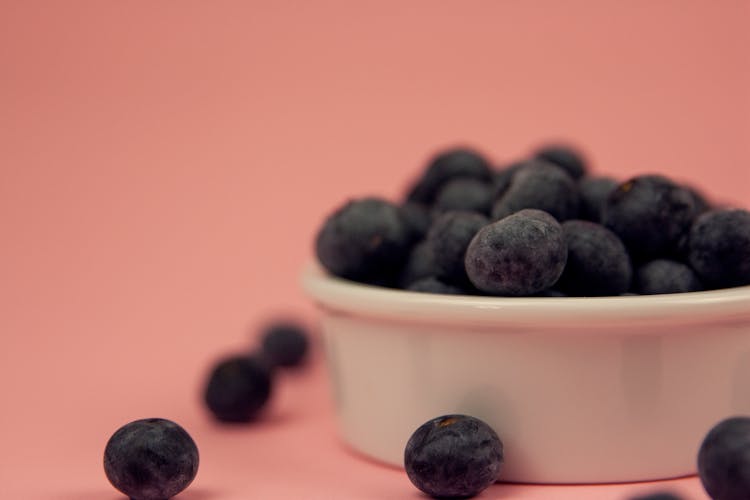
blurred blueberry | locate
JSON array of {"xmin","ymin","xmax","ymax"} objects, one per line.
[
  {"xmin": 491, "ymin": 160, "xmax": 580, "ymax": 222},
  {"xmin": 698, "ymin": 416, "xmax": 750, "ymax": 500}
]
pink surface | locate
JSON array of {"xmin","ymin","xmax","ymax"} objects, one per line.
[{"xmin": 1, "ymin": 1, "xmax": 749, "ymax": 499}]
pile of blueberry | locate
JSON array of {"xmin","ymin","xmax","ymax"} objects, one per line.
[
  {"xmin": 315, "ymin": 145, "xmax": 750, "ymax": 296},
  {"xmin": 102, "ymin": 320, "xmax": 310, "ymax": 499},
  {"xmin": 403, "ymin": 413, "xmax": 750, "ymax": 500}
]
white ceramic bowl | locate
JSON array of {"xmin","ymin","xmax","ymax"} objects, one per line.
[{"xmin": 302, "ymin": 262, "xmax": 750, "ymax": 484}]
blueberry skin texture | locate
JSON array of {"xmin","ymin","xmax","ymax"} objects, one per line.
[
  {"xmin": 578, "ymin": 176, "xmax": 618, "ymax": 222},
  {"xmin": 698, "ymin": 416, "xmax": 750, "ymax": 500},
  {"xmin": 261, "ymin": 322, "xmax": 309, "ymax": 368},
  {"xmin": 406, "ymin": 148, "xmax": 493, "ymax": 204},
  {"xmin": 203, "ymin": 355, "xmax": 272, "ymax": 422},
  {"xmin": 556, "ymin": 220, "xmax": 632, "ymax": 296},
  {"xmin": 404, "ymin": 415, "xmax": 503, "ymax": 499},
  {"xmin": 533, "ymin": 143, "xmax": 588, "ymax": 180},
  {"xmin": 491, "ymin": 160, "xmax": 580, "ymax": 222},
  {"xmin": 433, "ymin": 178, "xmax": 494, "ymax": 215},
  {"xmin": 104, "ymin": 418, "xmax": 199, "ymax": 500},
  {"xmin": 315, "ymin": 197, "xmax": 411, "ymax": 283},
  {"xmin": 634, "ymin": 259, "xmax": 703, "ymax": 295},
  {"xmin": 465, "ymin": 209, "xmax": 568, "ymax": 296},
  {"xmin": 426, "ymin": 211, "xmax": 490, "ymax": 285},
  {"xmin": 688, "ymin": 209, "xmax": 750, "ymax": 289},
  {"xmin": 406, "ymin": 277, "xmax": 465, "ymax": 295},
  {"xmin": 601, "ymin": 175, "xmax": 699, "ymax": 260}
]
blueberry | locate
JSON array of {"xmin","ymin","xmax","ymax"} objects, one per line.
[
  {"xmin": 628, "ymin": 493, "xmax": 684, "ymax": 500},
  {"xmin": 492, "ymin": 160, "xmax": 528, "ymax": 200},
  {"xmin": 465, "ymin": 209, "xmax": 567, "ymax": 296},
  {"xmin": 578, "ymin": 176, "xmax": 618, "ymax": 222},
  {"xmin": 400, "ymin": 202, "xmax": 434, "ymax": 243},
  {"xmin": 426, "ymin": 211, "xmax": 490, "ymax": 285},
  {"xmin": 433, "ymin": 178, "xmax": 494, "ymax": 215},
  {"xmin": 260, "ymin": 321, "xmax": 309, "ymax": 368},
  {"xmin": 406, "ymin": 148, "xmax": 493, "ymax": 204},
  {"xmin": 533, "ymin": 143, "xmax": 588, "ymax": 180},
  {"xmin": 634, "ymin": 259, "xmax": 703, "ymax": 295},
  {"xmin": 399, "ymin": 240, "xmax": 439, "ymax": 288},
  {"xmin": 492, "ymin": 160, "xmax": 529, "ymax": 199},
  {"xmin": 601, "ymin": 175, "xmax": 699, "ymax": 260},
  {"xmin": 491, "ymin": 160, "xmax": 580, "ymax": 222},
  {"xmin": 104, "ymin": 418, "xmax": 199, "ymax": 500},
  {"xmin": 203, "ymin": 355, "xmax": 272, "ymax": 422},
  {"xmin": 404, "ymin": 415, "xmax": 503, "ymax": 499},
  {"xmin": 556, "ymin": 220, "xmax": 632, "ymax": 296},
  {"xmin": 698, "ymin": 416, "xmax": 750, "ymax": 500},
  {"xmin": 688, "ymin": 209, "xmax": 750, "ymax": 289},
  {"xmin": 406, "ymin": 277, "xmax": 465, "ymax": 295},
  {"xmin": 315, "ymin": 197, "xmax": 411, "ymax": 283}
]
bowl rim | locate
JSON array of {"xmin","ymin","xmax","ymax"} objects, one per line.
[{"xmin": 301, "ymin": 261, "xmax": 750, "ymax": 331}]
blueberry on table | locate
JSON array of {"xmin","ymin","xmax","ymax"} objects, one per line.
[
  {"xmin": 556, "ymin": 220, "xmax": 632, "ymax": 296},
  {"xmin": 104, "ymin": 418, "xmax": 199, "ymax": 500},
  {"xmin": 261, "ymin": 321, "xmax": 309, "ymax": 368},
  {"xmin": 688, "ymin": 209, "xmax": 750, "ymax": 289},
  {"xmin": 315, "ymin": 197, "xmax": 411, "ymax": 284},
  {"xmin": 491, "ymin": 160, "xmax": 580, "ymax": 222},
  {"xmin": 634, "ymin": 259, "xmax": 703, "ymax": 295},
  {"xmin": 405, "ymin": 147, "xmax": 493, "ymax": 204},
  {"xmin": 698, "ymin": 416, "xmax": 750, "ymax": 500},
  {"xmin": 533, "ymin": 143, "xmax": 588, "ymax": 180},
  {"xmin": 404, "ymin": 415, "xmax": 503, "ymax": 499},
  {"xmin": 601, "ymin": 175, "xmax": 699, "ymax": 260},
  {"xmin": 426, "ymin": 210, "xmax": 490, "ymax": 286},
  {"xmin": 465, "ymin": 209, "xmax": 567, "ymax": 296},
  {"xmin": 204, "ymin": 355, "xmax": 272, "ymax": 422}
]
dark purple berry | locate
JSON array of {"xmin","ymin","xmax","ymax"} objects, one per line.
[
  {"xmin": 315, "ymin": 197, "xmax": 411, "ymax": 283},
  {"xmin": 399, "ymin": 240, "xmax": 439, "ymax": 288},
  {"xmin": 104, "ymin": 418, "xmax": 199, "ymax": 500},
  {"xmin": 204, "ymin": 355, "xmax": 272, "ymax": 422},
  {"xmin": 698, "ymin": 416, "xmax": 750, "ymax": 500},
  {"xmin": 434, "ymin": 178, "xmax": 494, "ymax": 215},
  {"xmin": 688, "ymin": 209, "xmax": 750, "ymax": 289},
  {"xmin": 533, "ymin": 143, "xmax": 588, "ymax": 180},
  {"xmin": 634, "ymin": 259, "xmax": 703, "ymax": 295},
  {"xmin": 556, "ymin": 220, "xmax": 632, "ymax": 296},
  {"xmin": 465, "ymin": 209, "xmax": 567, "ymax": 296},
  {"xmin": 492, "ymin": 160, "xmax": 527, "ymax": 199},
  {"xmin": 578, "ymin": 176, "xmax": 618, "ymax": 222},
  {"xmin": 400, "ymin": 202, "xmax": 433, "ymax": 243},
  {"xmin": 404, "ymin": 415, "xmax": 503, "ymax": 499},
  {"xmin": 491, "ymin": 160, "xmax": 580, "ymax": 222},
  {"xmin": 406, "ymin": 277, "xmax": 465, "ymax": 294},
  {"xmin": 260, "ymin": 321, "xmax": 309, "ymax": 368},
  {"xmin": 426, "ymin": 211, "xmax": 489, "ymax": 285},
  {"xmin": 601, "ymin": 175, "xmax": 699, "ymax": 260},
  {"xmin": 406, "ymin": 147, "xmax": 493, "ymax": 204}
]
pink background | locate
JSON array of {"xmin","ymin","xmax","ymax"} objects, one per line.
[{"xmin": 1, "ymin": 1, "xmax": 749, "ymax": 499}]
